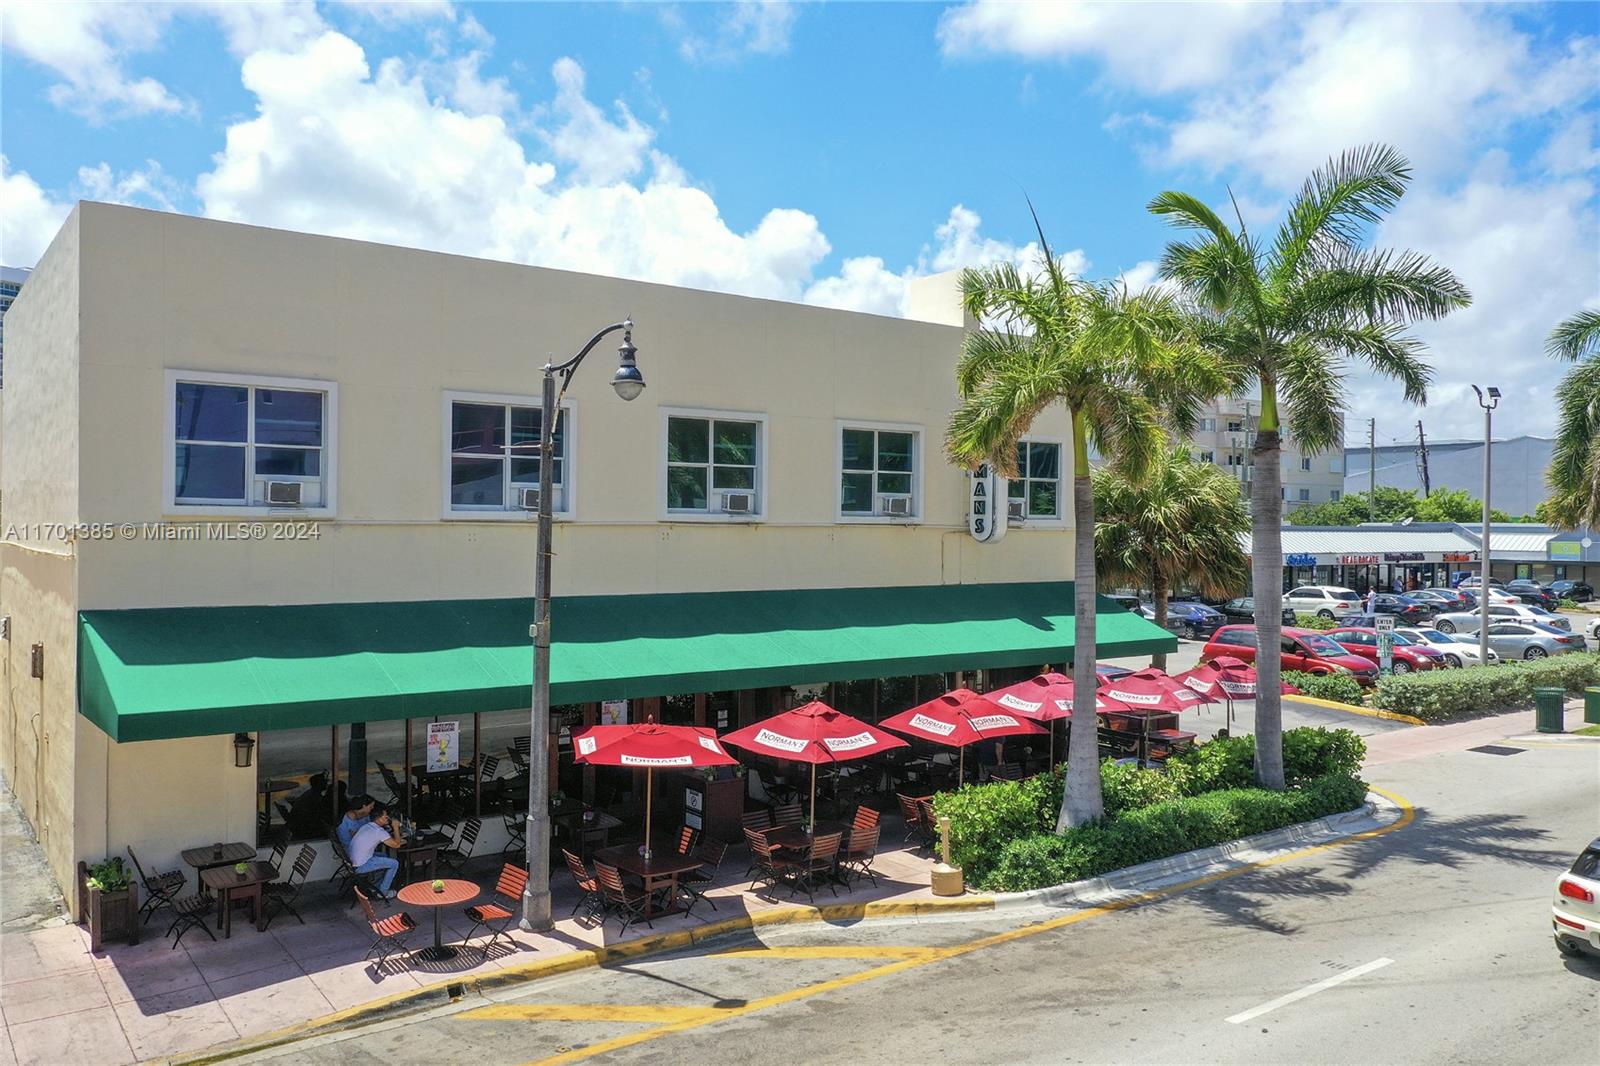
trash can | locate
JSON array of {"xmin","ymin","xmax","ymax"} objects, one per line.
[
  {"xmin": 1534, "ymin": 687, "xmax": 1566, "ymax": 734},
  {"xmin": 1586, "ymin": 686, "xmax": 1600, "ymax": 725}
]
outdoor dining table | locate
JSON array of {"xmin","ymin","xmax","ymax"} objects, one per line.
[
  {"xmin": 199, "ymin": 861, "xmax": 278, "ymax": 938},
  {"xmin": 180, "ymin": 841, "xmax": 257, "ymax": 892},
  {"xmin": 764, "ymin": 820, "xmax": 850, "ymax": 853},
  {"xmin": 390, "ymin": 830, "xmax": 451, "ymax": 883},
  {"xmin": 396, "ymin": 878, "xmax": 480, "ymax": 961},
  {"xmin": 592, "ymin": 844, "xmax": 706, "ymax": 918}
]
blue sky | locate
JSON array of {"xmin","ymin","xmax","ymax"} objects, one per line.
[{"xmin": 3, "ymin": 1, "xmax": 1597, "ymax": 439}]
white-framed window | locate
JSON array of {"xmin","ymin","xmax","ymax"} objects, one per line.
[
  {"xmin": 837, "ymin": 420, "xmax": 923, "ymax": 521},
  {"xmin": 442, "ymin": 391, "xmax": 574, "ymax": 518},
  {"xmin": 1331, "ymin": 489, "xmax": 1342, "ymax": 501},
  {"xmin": 1199, "ymin": 450, "xmax": 1216, "ymax": 464},
  {"xmin": 1008, "ymin": 439, "xmax": 1063, "ymax": 523},
  {"xmin": 164, "ymin": 370, "xmax": 336, "ymax": 514},
  {"xmin": 1298, "ymin": 488, "xmax": 1311, "ymax": 501},
  {"xmin": 1300, "ymin": 456, "xmax": 1313, "ymax": 471},
  {"xmin": 662, "ymin": 408, "xmax": 767, "ymax": 520},
  {"xmin": 1199, "ymin": 417, "xmax": 1217, "ymax": 432},
  {"xmin": 1227, "ymin": 419, "xmax": 1245, "ymax": 433},
  {"xmin": 1226, "ymin": 453, "xmax": 1245, "ymax": 467}
]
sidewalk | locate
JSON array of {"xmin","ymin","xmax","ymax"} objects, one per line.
[
  {"xmin": 1363, "ymin": 701, "xmax": 1594, "ymax": 765},
  {"xmin": 0, "ymin": 826, "xmax": 946, "ymax": 1065}
]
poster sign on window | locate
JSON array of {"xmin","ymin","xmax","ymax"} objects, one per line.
[
  {"xmin": 426, "ymin": 721, "xmax": 460, "ymax": 773},
  {"xmin": 600, "ymin": 699, "xmax": 629, "ymax": 726}
]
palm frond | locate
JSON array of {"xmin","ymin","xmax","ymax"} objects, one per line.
[
  {"xmin": 945, "ymin": 349, "xmax": 1064, "ymax": 475},
  {"xmin": 1287, "ymin": 246, "xmax": 1472, "ymax": 324},
  {"xmin": 1546, "ymin": 308, "xmax": 1600, "ymax": 363},
  {"xmin": 1276, "ymin": 341, "xmax": 1347, "ymax": 453},
  {"xmin": 1303, "ymin": 322, "xmax": 1432, "ymax": 405},
  {"xmin": 1546, "ymin": 355, "xmax": 1600, "ymax": 526},
  {"xmin": 1268, "ymin": 144, "xmax": 1411, "ymax": 287}
]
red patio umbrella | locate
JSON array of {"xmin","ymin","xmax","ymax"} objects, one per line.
[
  {"xmin": 721, "ymin": 701, "xmax": 908, "ymax": 832},
  {"xmin": 985, "ymin": 673, "xmax": 1129, "ymax": 767},
  {"xmin": 1098, "ymin": 668, "xmax": 1210, "ymax": 714},
  {"xmin": 879, "ymin": 688, "xmax": 1047, "ymax": 785},
  {"xmin": 572, "ymin": 721, "xmax": 737, "ymax": 858},
  {"xmin": 1176, "ymin": 658, "xmax": 1298, "ymax": 729}
]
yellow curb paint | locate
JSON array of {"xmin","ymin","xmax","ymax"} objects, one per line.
[
  {"xmin": 710, "ymin": 945, "xmax": 944, "ymax": 960},
  {"xmin": 521, "ymin": 789, "xmax": 1417, "ymax": 1066},
  {"xmin": 171, "ymin": 894, "xmax": 997, "ymax": 1064},
  {"xmin": 459, "ymin": 1004, "xmax": 724, "ymax": 1024},
  {"xmin": 1290, "ymin": 695, "xmax": 1426, "ymax": 726}
]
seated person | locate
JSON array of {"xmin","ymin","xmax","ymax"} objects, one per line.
[
  {"xmin": 347, "ymin": 805, "xmax": 405, "ymax": 896},
  {"xmin": 284, "ymin": 773, "xmax": 332, "ymax": 839},
  {"xmin": 336, "ymin": 794, "xmax": 375, "ymax": 854}
]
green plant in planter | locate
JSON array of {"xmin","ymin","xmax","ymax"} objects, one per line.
[{"xmin": 85, "ymin": 857, "xmax": 130, "ymax": 892}]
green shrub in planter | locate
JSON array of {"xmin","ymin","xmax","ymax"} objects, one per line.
[
  {"xmin": 1282, "ymin": 726, "xmax": 1366, "ymax": 783},
  {"xmin": 933, "ymin": 768, "xmax": 1062, "ymax": 884},
  {"xmin": 1100, "ymin": 760, "xmax": 1181, "ymax": 817},
  {"xmin": 1282, "ymin": 670, "xmax": 1365, "ymax": 706},
  {"xmin": 1295, "ymin": 613, "xmax": 1338, "ymax": 631},
  {"xmin": 982, "ymin": 773, "xmax": 1369, "ymax": 892},
  {"xmin": 1375, "ymin": 653, "xmax": 1600, "ymax": 720},
  {"xmin": 1166, "ymin": 726, "xmax": 1365, "ymax": 793}
]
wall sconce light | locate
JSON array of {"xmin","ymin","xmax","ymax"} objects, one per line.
[{"xmin": 233, "ymin": 733, "xmax": 256, "ymax": 768}]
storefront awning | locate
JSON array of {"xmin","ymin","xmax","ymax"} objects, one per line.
[{"xmin": 78, "ymin": 582, "xmax": 1176, "ymax": 742}]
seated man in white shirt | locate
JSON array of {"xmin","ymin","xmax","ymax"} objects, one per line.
[{"xmin": 347, "ymin": 805, "xmax": 405, "ymax": 896}]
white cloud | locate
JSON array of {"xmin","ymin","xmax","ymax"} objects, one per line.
[
  {"xmin": 74, "ymin": 159, "xmax": 183, "ymax": 211},
  {"xmin": 1357, "ymin": 157, "xmax": 1598, "ymax": 440},
  {"xmin": 0, "ymin": 157, "xmax": 74, "ymax": 266},
  {"xmin": 938, "ymin": 0, "xmax": 1282, "ymax": 93},
  {"xmin": 0, "ymin": 1, "xmax": 184, "ymax": 120},
  {"xmin": 668, "ymin": 1, "xmax": 799, "ymax": 64},
  {"xmin": 540, "ymin": 58, "xmax": 652, "ymax": 185}
]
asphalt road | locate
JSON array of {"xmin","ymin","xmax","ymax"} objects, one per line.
[{"xmin": 253, "ymin": 729, "xmax": 1600, "ymax": 1066}]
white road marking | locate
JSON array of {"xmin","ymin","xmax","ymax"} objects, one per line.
[{"xmin": 1226, "ymin": 957, "xmax": 1395, "ymax": 1025}]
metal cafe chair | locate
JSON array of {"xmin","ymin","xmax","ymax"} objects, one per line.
[
  {"xmin": 354, "ymin": 885, "xmax": 416, "ymax": 967},
  {"xmin": 263, "ymin": 844, "xmax": 317, "ymax": 928},
  {"xmin": 789, "ymin": 832, "xmax": 843, "ymax": 904},
  {"xmin": 126, "ymin": 847, "xmax": 185, "ymax": 926},
  {"xmin": 463, "ymin": 863, "xmax": 529, "ymax": 955},
  {"xmin": 679, "ymin": 839, "xmax": 727, "ymax": 917}
]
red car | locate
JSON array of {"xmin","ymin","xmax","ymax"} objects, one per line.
[
  {"xmin": 1201, "ymin": 625, "xmax": 1381, "ymax": 685},
  {"xmin": 1326, "ymin": 627, "xmax": 1442, "ymax": 674}
]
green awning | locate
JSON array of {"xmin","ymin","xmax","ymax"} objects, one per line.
[{"xmin": 78, "ymin": 582, "xmax": 1175, "ymax": 742}]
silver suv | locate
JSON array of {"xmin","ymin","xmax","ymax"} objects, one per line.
[{"xmin": 1284, "ymin": 585, "xmax": 1363, "ymax": 620}]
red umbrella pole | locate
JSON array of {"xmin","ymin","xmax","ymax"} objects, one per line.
[
  {"xmin": 809, "ymin": 762, "xmax": 817, "ymax": 835},
  {"xmin": 644, "ymin": 767, "xmax": 654, "ymax": 859}
]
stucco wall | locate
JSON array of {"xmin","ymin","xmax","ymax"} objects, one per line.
[{"xmin": 71, "ymin": 202, "xmax": 1075, "ymax": 609}]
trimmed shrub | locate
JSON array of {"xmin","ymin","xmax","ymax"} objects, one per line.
[
  {"xmin": 1559, "ymin": 598, "xmax": 1582, "ymax": 611},
  {"xmin": 1282, "ymin": 669, "xmax": 1366, "ymax": 706},
  {"xmin": 1100, "ymin": 760, "xmax": 1181, "ymax": 817},
  {"xmin": 1282, "ymin": 726, "xmax": 1366, "ymax": 783},
  {"xmin": 1295, "ymin": 613, "xmax": 1338, "ymax": 631},
  {"xmin": 933, "ymin": 768, "xmax": 1062, "ymax": 884},
  {"xmin": 982, "ymin": 773, "xmax": 1368, "ymax": 892},
  {"xmin": 1374, "ymin": 653, "xmax": 1600, "ymax": 720},
  {"xmin": 1165, "ymin": 725, "xmax": 1366, "ymax": 793}
]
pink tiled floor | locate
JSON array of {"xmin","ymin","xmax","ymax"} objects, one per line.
[{"xmin": 0, "ymin": 824, "xmax": 942, "ymax": 1063}]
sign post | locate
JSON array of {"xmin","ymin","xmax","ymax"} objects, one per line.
[{"xmin": 1375, "ymin": 613, "xmax": 1396, "ymax": 675}]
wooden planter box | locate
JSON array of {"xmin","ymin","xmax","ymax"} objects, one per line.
[{"xmin": 77, "ymin": 862, "xmax": 141, "ymax": 951}]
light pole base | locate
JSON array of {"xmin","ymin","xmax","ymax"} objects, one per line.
[{"xmin": 519, "ymin": 886, "xmax": 553, "ymax": 933}]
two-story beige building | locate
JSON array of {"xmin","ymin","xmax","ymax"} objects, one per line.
[{"xmin": 0, "ymin": 203, "xmax": 1170, "ymax": 909}]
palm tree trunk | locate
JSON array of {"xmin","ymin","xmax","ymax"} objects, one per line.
[
  {"xmin": 1151, "ymin": 564, "xmax": 1168, "ymax": 672},
  {"xmin": 1250, "ymin": 417, "xmax": 1287, "ymax": 790},
  {"xmin": 1059, "ymin": 416, "xmax": 1105, "ymax": 830}
]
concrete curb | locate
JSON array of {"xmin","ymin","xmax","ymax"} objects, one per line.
[
  {"xmin": 988, "ymin": 794, "xmax": 1396, "ymax": 912},
  {"xmin": 167, "ymin": 895, "xmax": 996, "ymax": 1065},
  {"xmin": 1289, "ymin": 695, "xmax": 1427, "ymax": 726},
  {"xmin": 170, "ymin": 795, "xmax": 1400, "ymax": 1065}
]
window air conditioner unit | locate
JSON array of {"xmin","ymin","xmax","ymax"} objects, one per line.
[
  {"xmin": 721, "ymin": 491, "xmax": 754, "ymax": 514},
  {"xmin": 1007, "ymin": 498, "xmax": 1026, "ymax": 523},
  {"xmin": 517, "ymin": 487, "xmax": 540, "ymax": 511},
  {"xmin": 880, "ymin": 495, "xmax": 913, "ymax": 517},
  {"xmin": 265, "ymin": 481, "xmax": 303, "ymax": 507}
]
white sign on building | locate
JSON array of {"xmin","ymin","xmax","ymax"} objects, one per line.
[{"xmin": 968, "ymin": 463, "xmax": 1009, "ymax": 544}]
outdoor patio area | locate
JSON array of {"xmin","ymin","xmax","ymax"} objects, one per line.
[{"xmin": 0, "ymin": 811, "xmax": 945, "ymax": 1065}]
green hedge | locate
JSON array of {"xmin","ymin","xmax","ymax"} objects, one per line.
[
  {"xmin": 933, "ymin": 727, "xmax": 1368, "ymax": 885},
  {"xmin": 1373, "ymin": 653, "xmax": 1600, "ymax": 720},
  {"xmin": 983, "ymin": 774, "xmax": 1369, "ymax": 892},
  {"xmin": 1281, "ymin": 669, "xmax": 1366, "ymax": 706},
  {"xmin": 1295, "ymin": 613, "xmax": 1338, "ymax": 631}
]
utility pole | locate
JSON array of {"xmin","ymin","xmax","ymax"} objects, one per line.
[
  {"xmin": 1472, "ymin": 387, "xmax": 1500, "ymax": 669},
  {"xmin": 1416, "ymin": 421, "xmax": 1431, "ymax": 497},
  {"xmin": 1368, "ymin": 418, "xmax": 1377, "ymax": 520}
]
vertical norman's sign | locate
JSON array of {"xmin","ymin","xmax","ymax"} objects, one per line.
[{"xmin": 969, "ymin": 463, "xmax": 1008, "ymax": 544}]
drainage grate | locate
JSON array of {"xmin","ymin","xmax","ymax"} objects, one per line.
[{"xmin": 1468, "ymin": 744, "xmax": 1525, "ymax": 756}]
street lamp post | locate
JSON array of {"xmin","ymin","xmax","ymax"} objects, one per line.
[
  {"xmin": 1471, "ymin": 385, "xmax": 1500, "ymax": 669},
  {"xmin": 520, "ymin": 320, "xmax": 644, "ymax": 932}
]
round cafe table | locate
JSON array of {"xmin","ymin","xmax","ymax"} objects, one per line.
[{"xmin": 396, "ymin": 879, "xmax": 479, "ymax": 961}]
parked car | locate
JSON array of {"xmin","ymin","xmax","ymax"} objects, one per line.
[
  {"xmin": 1414, "ymin": 588, "xmax": 1474, "ymax": 611},
  {"xmin": 1483, "ymin": 622, "xmax": 1587, "ymax": 660},
  {"xmin": 1370, "ymin": 593, "xmax": 1435, "ymax": 623},
  {"xmin": 1106, "ymin": 593, "xmax": 1143, "ymax": 613},
  {"xmin": 1549, "ymin": 579, "xmax": 1593, "ymax": 603},
  {"xmin": 1395, "ymin": 626, "xmax": 1501, "ymax": 667},
  {"xmin": 1284, "ymin": 585, "xmax": 1363, "ymax": 620},
  {"xmin": 1325, "ymin": 627, "xmax": 1442, "ymax": 673},
  {"xmin": 1554, "ymin": 837, "xmax": 1600, "ymax": 959},
  {"xmin": 1202, "ymin": 625, "xmax": 1380, "ymax": 684},
  {"xmin": 1584, "ymin": 616, "xmax": 1600, "ymax": 642},
  {"xmin": 1458, "ymin": 576, "xmax": 1506, "ymax": 589},
  {"xmin": 1506, "ymin": 580, "xmax": 1559, "ymax": 610},
  {"xmin": 1549, "ymin": 580, "xmax": 1594, "ymax": 603},
  {"xmin": 1141, "ymin": 600, "xmax": 1226, "ymax": 640},
  {"xmin": 1220, "ymin": 596, "xmax": 1298, "ymax": 627},
  {"xmin": 1434, "ymin": 603, "xmax": 1570, "ymax": 634}
]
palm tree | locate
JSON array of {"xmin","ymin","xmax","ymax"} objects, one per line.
[
  {"xmin": 1545, "ymin": 309, "xmax": 1600, "ymax": 528},
  {"xmin": 1148, "ymin": 144, "xmax": 1471, "ymax": 789},
  {"xmin": 1093, "ymin": 446, "xmax": 1250, "ymax": 671},
  {"xmin": 946, "ymin": 210, "xmax": 1219, "ymax": 830}
]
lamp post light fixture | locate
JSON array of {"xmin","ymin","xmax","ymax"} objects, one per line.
[
  {"xmin": 1471, "ymin": 385, "xmax": 1500, "ymax": 668},
  {"xmin": 520, "ymin": 319, "xmax": 643, "ymax": 933}
]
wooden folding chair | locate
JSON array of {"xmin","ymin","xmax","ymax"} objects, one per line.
[
  {"xmin": 463, "ymin": 863, "xmax": 529, "ymax": 955},
  {"xmin": 562, "ymin": 848, "xmax": 603, "ymax": 921},
  {"xmin": 594, "ymin": 861, "xmax": 653, "ymax": 935},
  {"xmin": 354, "ymin": 885, "xmax": 416, "ymax": 967}
]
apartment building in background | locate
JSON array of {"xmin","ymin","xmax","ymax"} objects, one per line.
[{"xmin": 1188, "ymin": 398, "xmax": 1346, "ymax": 512}]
